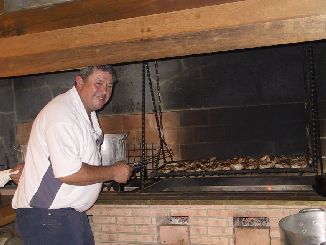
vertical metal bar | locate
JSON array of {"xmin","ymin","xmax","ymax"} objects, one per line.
[
  {"xmin": 141, "ymin": 63, "xmax": 147, "ymax": 188},
  {"xmin": 307, "ymin": 44, "xmax": 323, "ymax": 174},
  {"xmin": 151, "ymin": 143, "xmax": 155, "ymax": 171}
]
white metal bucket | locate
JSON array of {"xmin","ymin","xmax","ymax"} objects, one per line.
[{"xmin": 279, "ymin": 208, "xmax": 326, "ymax": 245}]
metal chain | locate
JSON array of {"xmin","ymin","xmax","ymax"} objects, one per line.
[
  {"xmin": 154, "ymin": 62, "xmax": 174, "ymax": 163},
  {"xmin": 141, "ymin": 63, "xmax": 147, "ymax": 187},
  {"xmin": 145, "ymin": 62, "xmax": 173, "ymax": 169},
  {"xmin": 145, "ymin": 63, "xmax": 162, "ymax": 140},
  {"xmin": 154, "ymin": 61, "xmax": 164, "ymax": 131}
]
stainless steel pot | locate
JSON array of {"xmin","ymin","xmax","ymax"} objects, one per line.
[
  {"xmin": 100, "ymin": 133, "xmax": 127, "ymax": 166},
  {"xmin": 279, "ymin": 208, "xmax": 326, "ymax": 245},
  {"xmin": 13, "ymin": 144, "xmax": 27, "ymax": 163}
]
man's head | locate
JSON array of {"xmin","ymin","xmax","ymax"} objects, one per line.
[{"xmin": 75, "ymin": 65, "xmax": 115, "ymax": 114}]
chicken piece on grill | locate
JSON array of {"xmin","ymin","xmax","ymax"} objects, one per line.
[
  {"xmin": 258, "ymin": 162, "xmax": 275, "ymax": 169},
  {"xmin": 257, "ymin": 155, "xmax": 275, "ymax": 169},
  {"xmin": 230, "ymin": 163, "xmax": 244, "ymax": 170},
  {"xmin": 274, "ymin": 163, "xmax": 291, "ymax": 168},
  {"xmin": 291, "ymin": 156, "xmax": 308, "ymax": 168}
]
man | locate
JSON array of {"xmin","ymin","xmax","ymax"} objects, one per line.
[{"xmin": 11, "ymin": 65, "xmax": 132, "ymax": 245}]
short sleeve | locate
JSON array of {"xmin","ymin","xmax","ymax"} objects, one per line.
[{"xmin": 45, "ymin": 122, "xmax": 83, "ymax": 178}]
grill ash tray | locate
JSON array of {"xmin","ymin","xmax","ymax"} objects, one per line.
[{"xmin": 141, "ymin": 176, "xmax": 315, "ymax": 193}]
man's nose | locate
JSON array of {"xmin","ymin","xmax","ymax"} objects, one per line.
[{"xmin": 100, "ymin": 85, "xmax": 108, "ymax": 94}]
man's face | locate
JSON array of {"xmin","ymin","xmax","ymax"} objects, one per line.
[{"xmin": 76, "ymin": 69, "xmax": 113, "ymax": 114}]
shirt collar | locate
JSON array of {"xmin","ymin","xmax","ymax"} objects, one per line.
[{"xmin": 69, "ymin": 86, "xmax": 102, "ymax": 136}]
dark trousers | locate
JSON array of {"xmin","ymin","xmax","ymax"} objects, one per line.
[{"xmin": 16, "ymin": 208, "xmax": 95, "ymax": 245}]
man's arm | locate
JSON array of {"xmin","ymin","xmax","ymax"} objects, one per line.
[
  {"xmin": 10, "ymin": 162, "xmax": 25, "ymax": 184},
  {"xmin": 58, "ymin": 161, "xmax": 132, "ymax": 186}
]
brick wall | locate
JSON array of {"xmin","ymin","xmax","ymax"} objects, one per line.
[
  {"xmin": 16, "ymin": 111, "xmax": 182, "ymax": 161},
  {"xmin": 13, "ymin": 42, "xmax": 326, "ymax": 168},
  {"xmin": 15, "ymin": 102, "xmax": 307, "ymax": 164},
  {"xmin": 99, "ymin": 102, "xmax": 307, "ymax": 162},
  {"xmin": 12, "ymin": 43, "xmax": 318, "ymax": 161},
  {"xmin": 88, "ymin": 202, "xmax": 326, "ymax": 245}
]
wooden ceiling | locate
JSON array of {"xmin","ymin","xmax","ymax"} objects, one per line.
[{"xmin": 0, "ymin": 0, "xmax": 326, "ymax": 77}]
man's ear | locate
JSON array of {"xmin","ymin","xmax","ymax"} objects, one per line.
[{"xmin": 75, "ymin": 75, "xmax": 84, "ymax": 88}]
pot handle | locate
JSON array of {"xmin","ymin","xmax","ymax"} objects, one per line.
[{"xmin": 299, "ymin": 208, "xmax": 324, "ymax": 213}]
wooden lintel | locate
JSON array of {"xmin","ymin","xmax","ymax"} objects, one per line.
[
  {"xmin": 1, "ymin": 0, "xmax": 326, "ymax": 77},
  {"xmin": 0, "ymin": 0, "xmax": 236, "ymax": 38},
  {"xmin": 1, "ymin": 14, "xmax": 325, "ymax": 78}
]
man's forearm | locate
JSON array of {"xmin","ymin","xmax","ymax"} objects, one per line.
[{"xmin": 58, "ymin": 162, "xmax": 130, "ymax": 186}]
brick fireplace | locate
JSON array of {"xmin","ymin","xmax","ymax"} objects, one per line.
[{"xmin": 3, "ymin": 1, "xmax": 326, "ymax": 245}]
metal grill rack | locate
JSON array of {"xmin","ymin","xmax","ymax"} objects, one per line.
[{"xmin": 127, "ymin": 143, "xmax": 173, "ymax": 174}]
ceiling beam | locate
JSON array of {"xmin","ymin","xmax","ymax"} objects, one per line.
[
  {"xmin": 0, "ymin": 0, "xmax": 236, "ymax": 38},
  {"xmin": 0, "ymin": 0, "xmax": 326, "ymax": 77}
]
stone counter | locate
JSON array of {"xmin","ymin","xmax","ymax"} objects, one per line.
[{"xmin": 96, "ymin": 190, "xmax": 326, "ymax": 205}]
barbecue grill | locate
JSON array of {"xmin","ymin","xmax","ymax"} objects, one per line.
[{"xmin": 121, "ymin": 44, "xmax": 323, "ymax": 194}]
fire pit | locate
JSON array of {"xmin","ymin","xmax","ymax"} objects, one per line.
[{"xmin": 141, "ymin": 176, "xmax": 315, "ymax": 193}]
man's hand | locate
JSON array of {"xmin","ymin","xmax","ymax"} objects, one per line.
[
  {"xmin": 10, "ymin": 162, "xmax": 24, "ymax": 184},
  {"xmin": 59, "ymin": 161, "xmax": 132, "ymax": 186},
  {"xmin": 110, "ymin": 161, "xmax": 132, "ymax": 184}
]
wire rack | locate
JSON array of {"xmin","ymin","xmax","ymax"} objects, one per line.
[{"xmin": 127, "ymin": 143, "xmax": 173, "ymax": 175}]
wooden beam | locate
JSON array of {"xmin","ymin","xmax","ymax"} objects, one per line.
[
  {"xmin": 0, "ymin": 0, "xmax": 237, "ymax": 38},
  {"xmin": 0, "ymin": 196, "xmax": 16, "ymax": 226},
  {"xmin": 1, "ymin": 14, "xmax": 325, "ymax": 78},
  {"xmin": 0, "ymin": 0, "xmax": 326, "ymax": 77}
]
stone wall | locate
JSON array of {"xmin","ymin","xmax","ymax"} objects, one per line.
[
  {"xmin": 14, "ymin": 71, "xmax": 77, "ymax": 122},
  {"xmin": 0, "ymin": 78, "xmax": 16, "ymax": 168}
]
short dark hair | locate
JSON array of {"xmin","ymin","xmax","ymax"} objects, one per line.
[{"xmin": 79, "ymin": 65, "xmax": 116, "ymax": 81}]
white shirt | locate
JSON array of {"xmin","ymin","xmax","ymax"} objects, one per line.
[{"xmin": 12, "ymin": 86, "xmax": 103, "ymax": 212}]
